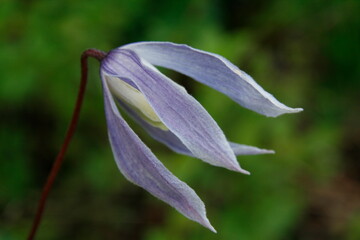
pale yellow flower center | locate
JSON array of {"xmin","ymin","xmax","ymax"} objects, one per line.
[{"xmin": 105, "ymin": 75, "xmax": 168, "ymax": 131}]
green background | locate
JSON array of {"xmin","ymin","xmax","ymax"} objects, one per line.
[{"xmin": 1, "ymin": 0, "xmax": 359, "ymax": 239}]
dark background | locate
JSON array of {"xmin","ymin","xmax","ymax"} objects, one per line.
[{"xmin": 1, "ymin": 0, "xmax": 359, "ymax": 239}]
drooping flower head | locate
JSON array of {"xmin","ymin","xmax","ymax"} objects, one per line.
[{"xmin": 100, "ymin": 42, "xmax": 302, "ymax": 232}]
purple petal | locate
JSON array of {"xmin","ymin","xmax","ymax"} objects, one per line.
[
  {"xmin": 102, "ymin": 49, "xmax": 249, "ymax": 174},
  {"xmin": 100, "ymin": 71, "xmax": 216, "ymax": 232},
  {"xmin": 229, "ymin": 143, "xmax": 275, "ymax": 155},
  {"xmin": 122, "ymin": 42, "xmax": 303, "ymax": 117},
  {"xmin": 119, "ymin": 99, "xmax": 274, "ymax": 157}
]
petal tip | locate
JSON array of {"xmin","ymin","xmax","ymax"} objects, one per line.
[
  {"xmin": 241, "ymin": 169, "xmax": 251, "ymax": 175},
  {"xmin": 201, "ymin": 218, "xmax": 217, "ymax": 233},
  {"xmin": 209, "ymin": 225, "xmax": 217, "ymax": 233},
  {"xmin": 261, "ymin": 149, "xmax": 275, "ymax": 154},
  {"xmin": 232, "ymin": 165, "xmax": 251, "ymax": 175},
  {"xmin": 291, "ymin": 107, "xmax": 304, "ymax": 113},
  {"xmin": 268, "ymin": 107, "xmax": 304, "ymax": 118},
  {"xmin": 282, "ymin": 107, "xmax": 304, "ymax": 115}
]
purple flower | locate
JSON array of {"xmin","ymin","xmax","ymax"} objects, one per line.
[{"xmin": 100, "ymin": 42, "xmax": 302, "ymax": 232}]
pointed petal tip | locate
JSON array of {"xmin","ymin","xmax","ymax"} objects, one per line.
[
  {"xmin": 231, "ymin": 164, "xmax": 251, "ymax": 175},
  {"xmin": 261, "ymin": 149, "xmax": 275, "ymax": 154},
  {"xmin": 273, "ymin": 107, "xmax": 303, "ymax": 117},
  {"xmin": 240, "ymin": 169, "xmax": 251, "ymax": 175},
  {"xmin": 200, "ymin": 217, "xmax": 217, "ymax": 233},
  {"xmin": 208, "ymin": 225, "xmax": 217, "ymax": 233},
  {"xmin": 291, "ymin": 107, "xmax": 304, "ymax": 113}
]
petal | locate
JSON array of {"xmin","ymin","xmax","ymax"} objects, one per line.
[
  {"xmin": 229, "ymin": 142, "xmax": 275, "ymax": 155},
  {"xmin": 122, "ymin": 42, "xmax": 303, "ymax": 117},
  {"xmin": 102, "ymin": 49, "xmax": 249, "ymax": 174},
  {"xmin": 118, "ymin": 99, "xmax": 274, "ymax": 157},
  {"xmin": 100, "ymin": 71, "xmax": 216, "ymax": 232}
]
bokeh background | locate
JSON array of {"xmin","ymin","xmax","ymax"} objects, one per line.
[{"xmin": 1, "ymin": 0, "xmax": 359, "ymax": 239}]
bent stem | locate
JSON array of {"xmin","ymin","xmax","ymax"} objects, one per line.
[{"xmin": 27, "ymin": 49, "xmax": 106, "ymax": 240}]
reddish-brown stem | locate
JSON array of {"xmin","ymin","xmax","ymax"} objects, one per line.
[{"xmin": 27, "ymin": 49, "xmax": 106, "ymax": 240}]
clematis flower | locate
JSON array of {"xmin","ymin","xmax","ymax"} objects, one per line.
[{"xmin": 99, "ymin": 42, "xmax": 302, "ymax": 232}]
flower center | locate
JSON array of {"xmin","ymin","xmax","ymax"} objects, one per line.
[{"xmin": 106, "ymin": 75, "xmax": 168, "ymax": 130}]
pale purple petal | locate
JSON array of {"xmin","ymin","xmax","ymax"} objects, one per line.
[
  {"xmin": 229, "ymin": 142, "xmax": 275, "ymax": 155},
  {"xmin": 102, "ymin": 49, "xmax": 249, "ymax": 174},
  {"xmin": 119, "ymin": 99, "xmax": 274, "ymax": 157},
  {"xmin": 100, "ymin": 71, "xmax": 216, "ymax": 232},
  {"xmin": 122, "ymin": 42, "xmax": 303, "ymax": 117}
]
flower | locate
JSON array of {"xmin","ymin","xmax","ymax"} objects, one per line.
[{"xmin": 99, "ymin": 42, "xmax": 302, "ymax": 232}]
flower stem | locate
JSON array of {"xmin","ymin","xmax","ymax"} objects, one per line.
[{"xmin": 27, "ymin": 49, "xmax": 106, "ymax": 240}]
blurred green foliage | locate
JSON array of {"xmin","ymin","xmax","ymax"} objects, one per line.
[{"xmin": 1, "ymin": 0, "xmax": 359, "ymax": 239}]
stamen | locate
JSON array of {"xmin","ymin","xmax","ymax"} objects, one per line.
[{"xmin": 106, "ymin": 75, "xmax": 168, "ymax": 130}]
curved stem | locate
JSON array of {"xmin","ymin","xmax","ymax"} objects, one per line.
[{"xmin": 27, "ymin": 49, "xmax": 106, "ymax": 240}]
